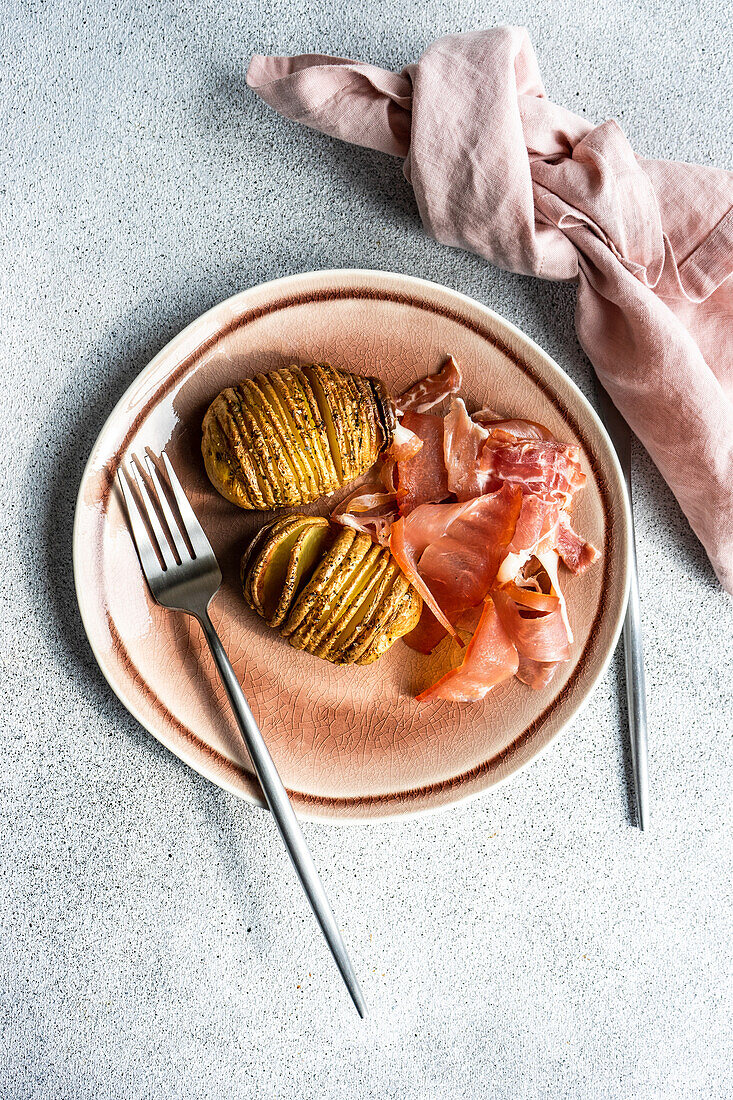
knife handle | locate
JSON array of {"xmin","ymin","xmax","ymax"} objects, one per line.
[{"xmin": 622, "ymin": 481, "xmax": 649, "ymax": 830}]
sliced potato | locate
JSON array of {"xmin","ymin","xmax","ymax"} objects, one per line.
[
  {"xmin": 203, "ymin": 394, "xmax": 265, "ymax": 509},
  {"xmin": 287, "ymin": 368, "xmax": 341, "ymax": 493},
  {"xmin": 332, "ymin": 367, "xmax": 363, "ymax": 480},
  {"xmin": 289, "ymin": 532, "xmax": 374, "ymax": 651},
  {"xmin": 203, "ymin": 364, "xmax": 395, "ymax": 509},
  {"xmin": 281, "ymin": 527, "xmax": 357, "ymax": 637},
  {"xmin": 236, "ymin": 382, "xmax": 298, "ymax": 506},
  {"xmin": 251, "ymin": 521, "xmax": 310, "ymax": 621},
  {"xmin": 337, "ymin": 368, "xmax": 367, "ymax": 475},
  {"xmin": 338, "ymin": 564, "xmax": 403, "ymax": 665},
  {"xmin": 368, "ymin": 376, "xmax": 395, "ymax": 450},
  {"xmin": 269, "ymin": 519, "xmax": 331, "ymax": 629},
  {"xmin": 241, "ymin": 516, "xmax": 422, "ymax": 666},
  {"xmin": 242, "ymin": 514, "xmax": 332, "ymax": 627},
  {"xmin": 302, "ymin": 364, "xmax": 346, "ymax": 483},
  {"xmin": 244, "ymin": 514, "xmax": 307, "ymax": 615},
  {"xmin": 351, "ymin": 372, "xmax": 378, "ymax": 468},
  {"xmin": 318, "ymin": 552, "xmax": 392, "ymax": 660},
  {"xmin": 219, "ymin": 388, "xmax": 275, "ymax": 509},
  {"xmin": 355, "ymin": 582, "xmax": 422, "ymax": 665},
  {"xmin": 201, "ymin": 410, "xmax": 249, "ymax": 509},
  {"xmin": 241, "ymin": 518, "xmax": 288, "ymax": 606},
  {"xmin": 333, "ymin": 367, "xmax": 364, "ymax": 479},
  {"xmin": 307, "ymin": 540, "xmax": 383, "ymax": 654},
  {"xmin": 227, "ymin": 388, "xmax": 280, "ymax": 509},
  {"xmin": 269, "ymin": 369, "xmax": 330, "ymax": 496},
  {"xmin": 254, "ymin": 375, "xmax": 319, "ymax": 501}
]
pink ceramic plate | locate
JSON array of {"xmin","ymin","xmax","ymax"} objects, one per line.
[{"xmin": 74, "ymin": 270, "xmax": 630, "ymax": 822}]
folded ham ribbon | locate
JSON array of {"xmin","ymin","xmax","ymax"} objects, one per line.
[{"xmin": 247, "ymin": 27, "xmax": 733, "ymax": 594}]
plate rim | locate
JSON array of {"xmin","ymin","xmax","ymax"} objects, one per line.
[{"xmin": 73, "ymin": 267, "xmax": 631, "ymax": 824}]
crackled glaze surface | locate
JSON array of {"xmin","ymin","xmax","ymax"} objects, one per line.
[{"xmin": 73, "ymin": 270, "xmax": 629, "ymax": 821}]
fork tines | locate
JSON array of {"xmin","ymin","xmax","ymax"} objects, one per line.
[{"xmin": 117, "ymin": 452, "xmax": 211, "ymax": 578}]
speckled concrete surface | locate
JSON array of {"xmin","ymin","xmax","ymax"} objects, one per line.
[{"xmin": 2, "ymin": 1, "xmax": 732, "ymax": 1097}]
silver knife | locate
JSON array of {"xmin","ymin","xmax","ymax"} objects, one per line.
[{"xmin": 596, "ymin": 384, "xmax": 649, "ymax": 830}]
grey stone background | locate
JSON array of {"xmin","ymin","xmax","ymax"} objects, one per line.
[{"xmin": 2, "ymin": 0, "xmax": 732, "ymax": 1097}]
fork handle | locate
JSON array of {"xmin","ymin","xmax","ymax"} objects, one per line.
[{"xmin": 198, "ymin": 611, "xmax": 367, "ymax": 1018}]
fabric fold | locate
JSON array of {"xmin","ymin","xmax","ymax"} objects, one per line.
[{"xmin": 246, "ymin": 27, "xmax": 733, "ymax": 592}]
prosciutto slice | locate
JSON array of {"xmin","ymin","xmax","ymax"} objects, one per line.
[
  {"xmin": 443, "ymin": 398, "xmax": 492, "ymax": 501},
  {"xmin": 480, "ymin": 437, "xmax": 586, "ymax": 505},
  {"xmin": 509, "ymin": 493, "xmax": 562, "ymax": 553},
  {"xmin": 418, "ymin": 485, "xmax": 523, "ymax": 617},
  {"xmin": 390, "ymin": 513, "xmax": 458, "ymax": 637},
  {"xmin": 395, "ymin": 355, "xmax": 463, "ymax": 414},
  {"xmin": 493, "ymin": 551, "xmax": 573, "ymax": 663},
  {"xmin": 387, "ymin": 421, "xmax": 423, "ymax": 462},
  {"xmin": 493, "ymin": 588, "xmax": 571, "ymax": 662},
  {"xmin": 416, "ymin": 597, "xmax": 519, "ymax": 702},
  {"xmin": 442, "ymin": 404, "xmax": 590, "ymax": 568},
  {"xmin": 473, "ymin": 413, "xmax": 557, "ymax": 442},
  {"xmin": 403, "ymin": 605, "xmax": 448, "ymax": 654},
  {"xmin": 555, "ymin": 514, "xmax": 600, "ymax": 574},
  {"xmin": 404, "ymin": 602, "xmax": 485, "ymax": 655},
  {"xmin": 515, "ymin": 655, "xmax": 560, "ymax": 690},
  {"xmin": 380, "ymin": 457, "xmax": 398, "ymax": 493},
  {"xmin": 396, "ymin": 410, "xmax": 450, "ymax": 515},
  {"xmin": 390, "ymin": 484, "xmax": 522, "ymax": 637},
  {"xmin": 332, "ymin": 488, "xmax": 398, "ymax": 546},
  {"xmin": 323, "ymin": 357, "xmax": 599, "ymax": 700}
]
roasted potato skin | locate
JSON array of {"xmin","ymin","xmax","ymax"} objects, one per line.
[
  {"xmin": 241, "ymin": 516, "xmax": 422, "ymax": 666},
  {"xmin": 202, "ymin": 364, "xmax": 394, "ymax": 510}
]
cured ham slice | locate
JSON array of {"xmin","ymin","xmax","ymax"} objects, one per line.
[
  {"xmin": 416, "ymin": 597, "xmax": 519, "ymax": 702},
  {"xmin": 334, "ymin": 488, "xmax": 395, "ymax": 512},
  {"xmin": 515, "ymin": 655, "xmax": 560, "ymax": 690},
  {"xmin": 403, "ymin": 582, "xmax": 489, "ymax": 655},
  {"xmin": 556, "ymin": 514, "xmax": 600, "ymax": 574},
  {"xmin": 403, "ymin": 605, "xmax": 448, "ymax": 654},
  {"xmin": 471, "ymin": 406, "xmax": 502, "ymax": 423},
  {"xmin": 493, "ymin": 588, "xmax": 571, "ymax": 662},
  {"xmin": 380, "ymin": 458, "xmax": 398, "ymax": 493},
  {"xmin": 396, "ymin": 355, "xmax": 463, "ymax": 414},
  {"xmin": 396, "ymin": 410, "xmax": 450, "ymax": 515},
  {"xmin": 454, "ymin": 605, "xmax": 484, "ymax": 633},
  {"xmin": 321, "ymin": 357, "xmax": 599, "ymax": 701},
  {"xmin": 493, "ymin": 551, "xmax": 572, "ymax": 662},
  {"xmin": 498, "ymin": 581, "xmax": 559, "ymax": 612},
  {"xmin": 418, "ymin": 485, "xmax": 523, "ymax": 618},
  {"xmin": 473, "ymin": 413, "xmax": 557, "ymax": 442},
  {"xmin": 390, "ymin": 485, "xmax": 522, "ymax": 637},
  {"xmin": 390, "ymin": 510, "xmax": 458, "ymax": 637},
  {"xmin": 509, "ymin": 493, "xmax": 561, "ymax": 553},
  {"xmin": 480, "ymin": 438, "xmax": 586, "ymax": 505},
  {"xmin": 387, "ymin": 421, "xmax": 423, "ymax": 462},
  {"xmin": 443, "ymin": 398, "xmax": 493, "ymax": 501},
  {"xmin": 535, "ymin": 549, "xmax": 573, "ymax": 641},
  {"xmin": 495, "ymin": 549, "xmax": 531, "ymax": 586},
  {"xmin": 440, "ymin": 401, "xmax": 590, "ymax": 568},
  {"xmin": 332, "ymin": 488, "xmax": 398, "ymax": 546}
]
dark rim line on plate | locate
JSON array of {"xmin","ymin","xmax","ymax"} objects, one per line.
[{"xmin": 93, "ymin": 285, "xmax": 614, "ymax": 811}]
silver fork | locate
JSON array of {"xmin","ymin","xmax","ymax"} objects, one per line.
[{"xmin": 117, "ymin": 451, "xmax": 366, "ymax": 1017}]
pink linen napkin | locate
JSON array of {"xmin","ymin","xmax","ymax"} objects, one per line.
[{"xmin": 247, "ymin": 28, "xmax": 733, "ymax": 593}]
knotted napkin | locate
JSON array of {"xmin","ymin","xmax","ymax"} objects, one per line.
[{"xmin": 247, "ymin": 27, "xmax": 733, "ymax": 593}]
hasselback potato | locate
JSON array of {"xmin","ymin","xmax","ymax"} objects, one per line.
[
  {"xmin": 202, "ymin": 363, "xmax": 395, "ymax": 509},
  {"xmin": 241, "ymin": 516, "xmax": 422, "ymax": 665}
]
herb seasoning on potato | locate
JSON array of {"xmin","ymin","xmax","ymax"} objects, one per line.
[
  {"xmin": 202, "ymin": 363, "xmax": 395, "ymax": 509},
  {"xmin": 241, "ymin": 516, "xmax": 422, "ymax": 665}
]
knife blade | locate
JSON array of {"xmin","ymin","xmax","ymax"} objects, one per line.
[{"xmin": 595, "ymin": 383, "xmax": 649, "ymax": 830}]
